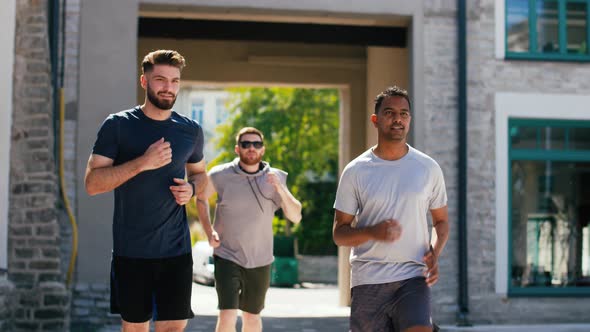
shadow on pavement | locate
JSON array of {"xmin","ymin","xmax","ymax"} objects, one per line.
[{"xmin": 187, "ymin": 314, "xmax": 349, "ymax": 332}]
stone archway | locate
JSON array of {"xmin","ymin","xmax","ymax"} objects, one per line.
[{"xmin": 76, "ymin": 1, "xmax": 415, "ymax": 314}]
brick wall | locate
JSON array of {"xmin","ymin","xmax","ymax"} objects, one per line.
[
  {"xmin": 70, "ymin": 282, "xmax": 119, "ymax": 327},
  {"xmin": 9, "ymin": 0, "xmax": 70, "ymax": 330},
  {"xmin": 422, "ymin": 0, "xmax": 461, "ymax": 323},
  {"xmin": 0, "ymin": 279, "xmax": 15, "ymax": 331},
  {"xmin": 423, "ymin": 0, "xmax": 590, "ymax": 324},
  {"xmin": 58, "ymin": 0, "xmax": 79, "ymax": 283}
]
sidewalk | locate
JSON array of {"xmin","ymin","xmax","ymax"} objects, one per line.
[
  {"xmin": 187, "ymin": 282, "xmax": 349, "ymax": 331},
  {"xmin": 439, "ymin": 324, "xmax": 590, "ymax": 332},
  {"xmin": 93, "ymin": 282, "xmax": 590, "ymax": 331}
]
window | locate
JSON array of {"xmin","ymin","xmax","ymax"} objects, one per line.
[
  {"xmin": 509, "ymin": 119, "xmax": 590, "ymax": 296},
  {"xmin": 215, "ymin": 98, "xmax": 228, "ymax": 125},
  {"xmin": 191, "ymin": 99, "xmax": 204, "ymax": 126},
  {"xmin": 506, "ymin": 0, "xmax": 590, "ymax": 61}
]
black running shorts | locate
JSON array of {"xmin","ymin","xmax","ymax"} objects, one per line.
[{"xmin": 110, "ymin": 253, "xmax": 195, "ymax": 323}]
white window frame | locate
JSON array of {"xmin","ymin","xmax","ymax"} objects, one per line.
[
  {"xmin": 0, "ymin": 0, "xmax": 16, "ymax": 276},
  {"xmin": 191, "ymin": 99, "xmax": 205, "ymax": 126},
  {"xmin": 495, "ymin": 92, "xmax": 590, "ymax": 294},
  {"xmin": 495, "ymin": 0, "xmax": 506, "ymax": 59}
]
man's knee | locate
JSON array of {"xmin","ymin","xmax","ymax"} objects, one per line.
[
  {"xmin": 242, "ymin": 311, "xmax": 261, "ymax": 323},
  {"xmin": 154, "ymin": 319, "xmax": 187, "ymax": 332},
  {"xmin": 216, "ymin": 310, "xmax": 239, "ymax": 332},
  {"xmin": 241, "ymin": 312, "xmax": 262, "ymax": 332},
  {"xmin": 122, "ymin": 319, "xmax": 150, "ymax": 332}
]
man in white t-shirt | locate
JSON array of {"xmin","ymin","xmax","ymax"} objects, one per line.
[{"xmin": 333, "ymin": 86, "xmax": 449, "ymax": 332}]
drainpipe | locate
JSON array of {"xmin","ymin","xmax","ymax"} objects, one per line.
[
  {"xmin": 48, "ymin": 0, "xmax": 60, "ymax": 166},
  {"xmin": 456, "ymin": 0, "xmax": 471, "ymax": 326}
]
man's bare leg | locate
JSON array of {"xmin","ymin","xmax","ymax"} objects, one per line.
[
  {"xmin": 241, "ymin": 311, "xmax": 262, "ymax": 332},
  {"xmin": 121, "ymin": 320, "xmax": 149, "ymax": 332},
  {"xmin": 154, "ymin": 319, "xmax": 188, "ymax": 332},
  {"xmin": 216, "ymin": 309, "xmax": 238, "ymax": 332}
]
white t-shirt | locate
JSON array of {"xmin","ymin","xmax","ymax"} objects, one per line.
[{"xmin": 334, "ymin": 145, "xmax": 447, "ymax": 287}]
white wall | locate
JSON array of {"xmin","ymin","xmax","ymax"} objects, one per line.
[{"xmin": 0, "ymin": 0, "xmax": 16, "ymax": 273}]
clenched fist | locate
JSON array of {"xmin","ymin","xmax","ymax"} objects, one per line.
[
  {"xmin": 170, "ymin": 178, "xmax": 193, "ymax": 205},
  {"xmin": 370, "ymin": 219, "xmax": 402, "ymax": 242},
  {"xmin": 141, "ymin": 138, "xmax": 172, "ymax": 171}
]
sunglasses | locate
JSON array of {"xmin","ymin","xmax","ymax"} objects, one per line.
[{"xmin": 239, "ymin": 141, "xmax": 264, "ymax": 149}]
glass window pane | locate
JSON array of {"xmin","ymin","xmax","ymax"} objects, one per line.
[
  {"xmin": 507, "ymin": 0, "xmax": 530, "ymax": 52},
  {"xmin": 510, "ymin": 125, "xmax": 538, "ymax": 149},
  {"xmin": 511, "ymin": 160, "xmax": 590, "ymax": 288},
  {"xmin": 567, "ymin": 2, "xmax": 588, "ymax": 54},
  {"xmin": 570, "ymin": 127, "xmax": 590, "ymax": 150},
  {"xmin": 537, "ymin": 0, "xmax": 560, "ymax": 53},
  {"xmin": 539, "ymin": 126, "xmax": 565, "ymax": 150},
  {"xmin": 215, "ymin": 98, "xmax": 228, "ymax": 125}
]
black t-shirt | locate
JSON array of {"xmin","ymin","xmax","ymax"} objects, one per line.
[{"xmin": 92, "ymin": 106, "xmax": 204, "ymax": 258}]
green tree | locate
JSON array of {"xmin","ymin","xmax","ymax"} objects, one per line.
[{"xmin": 210, "ymin": 87, "xmax": 339, "ymax": 255}]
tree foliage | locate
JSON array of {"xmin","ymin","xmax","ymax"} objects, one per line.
[{"xmin": 210, "ymin": 87, "xmax": 340, "ymax": 255}]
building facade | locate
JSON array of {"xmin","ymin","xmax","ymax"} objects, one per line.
[{"xmin": 2, "ymin": 0, "xmax": 590, "ymax": 330}]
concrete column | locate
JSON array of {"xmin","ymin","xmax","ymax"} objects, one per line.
[
  {"xmin": 365, "ymin": 47, "xmax": 409, "ymax": 148},
  {"xmin": 77, "ymin": 0, "xmax": 139, "ymax": 282},
  {"xmin": 0, "ymin": 0, "xmax": 16, "ymax": 274}
]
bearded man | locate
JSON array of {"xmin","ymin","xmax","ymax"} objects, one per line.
[
  {"xmin": 196, "ymin": 127, "xmax": 302, "ymax": 332},
  {"xmin": 85, "ymin": 50, "xmax": 206, "ymax": 332}
]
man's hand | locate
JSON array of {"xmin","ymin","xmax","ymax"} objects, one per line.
[
  {"xmin": 170, "ymin": 178, "xmax": 193, "ymax": 205},
  {"xmin": 141, "ymin": 138, "xmax": 172, "ymax": 171},
  {"xmin": 207, "ymin": 230, "xmax": 221, "ymax": 248},
  {"xmin": 423, "ymin": 246, "xmax": 439, "ymax": 287},
  {"xmin": 370, "ymin": 219, "xmax": 402, "ymax": 242},
  {"xmin": 267, "ymin": 171, "xmax": 283, "ymax": 192}
]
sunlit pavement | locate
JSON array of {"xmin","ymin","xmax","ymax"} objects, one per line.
[
  {"xmin": 439, "ymin": 325, "xmax": 590, "ymax": 332},
  {"xmin": 187, "ymin": 282, "xmax": 350, "ymax": 332},
  {"xmin": 92, "ymin": 282, "xmax": 590, "ymax": 331}
]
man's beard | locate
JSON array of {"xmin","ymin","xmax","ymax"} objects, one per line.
[
  {"xmin": 239, "ymin": 152, "xmax": 262, "ymax": 166},
  {"xmin": 147, "ymin": 84, "xmax": 176, "ymax": 110}
]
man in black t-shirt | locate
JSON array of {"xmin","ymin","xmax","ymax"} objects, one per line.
[{"xmin": 85, "ymin": 50, "xmax": 206, "ymax": 332}]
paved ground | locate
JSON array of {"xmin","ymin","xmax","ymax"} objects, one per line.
[
  {"xmin": 89, "ymin": 282, "xmax": 590, "ymax": 331},
  {"xmin": 185, "ymin": 282, "xmax": 349, "ymax": 332}
]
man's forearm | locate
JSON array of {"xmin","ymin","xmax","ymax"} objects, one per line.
[
  {"xmin": 85, "ymin": 157, "xmax": 144, "ymax": 195},
  {"xmin": 196, "ymin": 196, "xmax": 214, "ymax": 237},
  {"xmin": 188, "ymin": 172, "xmax": 207, "ymax": 196},
  {"xmin": 431, "ymin": 220, "xmax": 449, "ymax": 258},
  {"xmin": 276, "ymin": 186, "xmax": 302, "ymax": 223},
  {"xmin": 333, "ymin": 223, "xmax": 374, "ymax": 247}
]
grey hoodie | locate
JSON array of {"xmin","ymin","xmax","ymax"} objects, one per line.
[{"xmin": 209, "ymin": 158, "xmax": 288, "ymax": 268}]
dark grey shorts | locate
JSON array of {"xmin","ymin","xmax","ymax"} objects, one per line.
[{"xmin": 350, "ymin": 277, "xmax": 431, "ymax": 332}]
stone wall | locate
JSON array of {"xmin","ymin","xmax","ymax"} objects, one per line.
[
  {"xmin": 70, "ymin": 282, "xmax": 119, "ymax": 327},
  {"xmin": 0, "ymin": 279, "xmax": 15, "ymax": 331},
  {"xmin": 297, "ymin": 255, "xmax": 338, "ymax": 284},
  {"xmin": 9, "ymin": 0, "xmax": 70, "ymax": 330},
  {"xmin": 422, "ymin": 0, "xmax": 461, "ymax": 323},
  {"xmin": 423, "ymin": 0, "xmax": 590, "ymax": 324}
]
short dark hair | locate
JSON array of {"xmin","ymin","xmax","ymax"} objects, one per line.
[
  {"xmin": 374, "ymin": 86, "xmax": 411, "ymax": 114},
  {"xmin": 141, "ymin": 50, "xmax": 186, "ymax": 74},
  {"xmin": 235, "ymin": 127, "xmax": 264, "ymax": 143}
]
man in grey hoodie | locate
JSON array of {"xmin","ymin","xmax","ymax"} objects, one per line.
[{"xmin": 197, "ymin": 127, "xmax": 302, "ymax": 332}]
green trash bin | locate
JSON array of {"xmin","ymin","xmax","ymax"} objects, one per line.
[
  {"xmin": 273, "ymin": 235, "xmax": 295, "ymax": 257},
  {"xmin": 271, "ymin": 256, "xmax": 298, "ymax": 287},
  {"xmin": 271, "ymin": 236, "xmax": 298, "ymax": 286}
]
